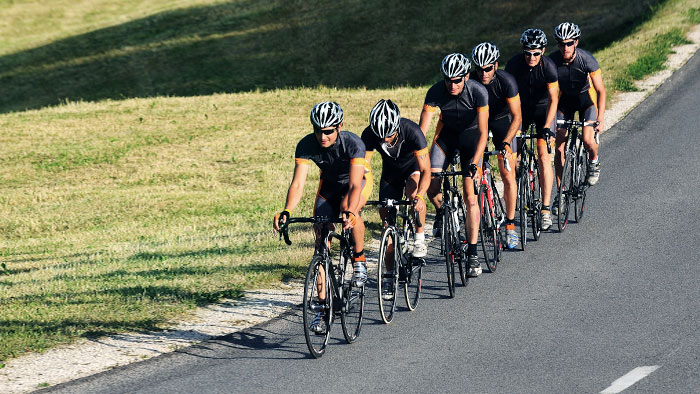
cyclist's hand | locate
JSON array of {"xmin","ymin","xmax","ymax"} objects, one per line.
[
  {"xmin": 273, "ymin": 210, "xmax": 290, "ymax": 232},
  {"xmin": 413, "ymin": 194, "xmax": 426, "ymax": 213},
  {"xmin": 468, "ymin": 163, "xmax": 479, "ymax": 179},
  {"xmin": 342, "ymin": 211, "xmax": 357, "ymax": 230},
  {"xmin": 499, "ymin": 143, "xmax": 513, "ymax": 161},
  {"xmin": 595, "ymin": 119, "xmax": 605, "ymax": 134}
]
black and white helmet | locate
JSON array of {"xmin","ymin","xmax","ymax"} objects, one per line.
[
  {"xmin": 471, "ymin": 42, "xmax": 500, "ymax": 67},
  {"xmin": 520, "ymin": 28, "xmax": 547, "ymax": 49},
  {"xmin": 310, "ymin": 101, "xmax": 344, "ymax": 129},
  {"xmin": 441, "ymin": 53, "xmax": 471, "ymax": 78},
  {"xmin": 369, "ymin": 99, "xmax": 401, "ymax": 138},
  {"xmin": 554, "ymin": 22, "xmax": 581, "ymax": 41}
]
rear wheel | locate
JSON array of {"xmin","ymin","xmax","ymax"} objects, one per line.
[
  {"xmin": 478, "ymin": 185, "xmax": 498, "ymax": 272},
  {"xmin": 574, "ymin": 147, "xmax": 587, "ymax": 222},
  {"xmin": 302, "ymin": 256, "xmax": 332, "ymax": 358},
  {"xmin": 340, "ymin": 251, "xmax": 364, "ymax": 343},
  {"xmin": 491, "ymin": 182, "xmax": 506, "ymax": 261},
  {"xmin": 377, "ymin": 228, "xmax": 398, "ymax": 324},
  {"xmin": 557, "ymin": 151, "xmax": 573, "ymax": 232},
  {"xmin": 455, "ymin": 194, "xmax": 468, "ymax": 286},
  {"xmin": 403, "ymin": 256, "xmax": 423, "ymax": 311},
  {"xmin": 517, "ymin": 168, "xmax": 528, "ymax": 251}
]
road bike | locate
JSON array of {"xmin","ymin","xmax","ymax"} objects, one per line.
[
  {"xmin": 515, "ymin": 123, "xmax": 546, "ymax": 250},
  {"xmin": 478, "ymin": 151, "xmax": 506, "ymax": 272},
  {"xmin": 279, "ymin": 216, "xmax": 365, "ymax": 358},
  {"xmin": 366, "ymin": 199, "xmax": 424, "ymax": 323},
  {"xmin": 555, "ymin": 119, "xmax": 599, "ymax": 232},
  {"xmin": 432, "ymin": 163, "xmax": 472, "ymax": 298}
]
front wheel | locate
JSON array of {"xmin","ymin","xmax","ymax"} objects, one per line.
[
  {"xmin": 557, "ymin": 151, "xmax": 574, "ymax": 232},
  {"xmin": 574, "ymin": 148, "xmax": 587, "ymax": 222},
  {"xmin": 530, "ymin": 159, "xmax": 542, "ymax": 241},
  {"xmin": 302, "ymin": 256, "xmax": 332, "ymax": 358},
  {"xmin": 442, "ymin": 206, "xmax": 456, "ymax": 298},
  {"xmin": 340, "ymin": 251, "xmax": 364, "ymax": 343},
  {"xmin": 377, "ymin": 228, "xmax": 398, "ymax": 323},
  {"xmin": 403, "ymin": 256, "xmax": 423, "ymax": 311}
]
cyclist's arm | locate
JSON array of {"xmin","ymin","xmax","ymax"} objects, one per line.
[
  {"xmin": 414, "ymin": 148, "xmax": 431, "ymax": 211},
  {"xmin": 472, "ymin": 108, "xmax": 489, "ymax": 171},
  {"xmin": 344, "ymin": 160, "xmax": 366, "ymax": 228},
  {"xmin": 545, "ymin": 81, "xmax": 559, "ymax": 131},
  {"xmin": 364, "ymin": 150, "xmax": 375, "ymax": 165},
  {"xmin": 274, "ymin": 161, "xmax": 309, "ymax": 231},
  {"xmin": 505, "ymin": 94, "xmax": 522, "ymax": 145},
  {"xmin": 590, "ymin": 70, "xmax": 606, "ymax": 133},
  {"xmin": 418, "ymin": 105, "xmax": 436, "ymax": 136}
]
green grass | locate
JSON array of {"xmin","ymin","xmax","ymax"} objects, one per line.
[{"xmin": 1, "ymin": 0, "xmax": 699, "ymax": 362}]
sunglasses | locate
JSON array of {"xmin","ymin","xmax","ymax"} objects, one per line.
[
  {"xmin": 558, "ymin": 40, "xmax": 576, "ymax": 47},
  {"xmin": 476, "ymin": 65, "xmax": 495, "ymax": 73},
  {"xmin": 444, "ymin": 77, "xmax": 464, "ymax": 85},
  {"xmin": 523, "ymin": 51, "xmax": 542, "ymax": 57},
  {"xmin": 314, "ymin": 126, "xmax": 337, "ymax": 135}
]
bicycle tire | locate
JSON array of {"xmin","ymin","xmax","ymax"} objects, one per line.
[
  {"xmin": 518, "ymin": 167, "xmax": 528, "ymax": 251},
  {"xmin": 574, "ymin": 146, "xmax": 587, "ymax": 222},
  {"xmin": 403, "ymin": 256, "xmax": 422, "ymax": 311},
  {"xmin": 377, "ymin": 227, "xmax": 398, "ymax": 324},
  {"xmin": 455, "ymin": 193, "xmax": 468, "ymax": 286},
  {"xmin": 302, "ymin": 256, "xmax": 332, "ymax": 358},
  {"xmin": 491, "ymin": 180, "xmax": 506, "ymax": 262},
  {"xmin": 340, "ymin": 250, "xmax": 364, "ymax": 343},
  {"xmin": 558, "ymin": 151, "xmax": 574, "ymax": 232},
  {"xmin": 530, "ymin": 158, "xmax": 542, "ymax": 241},
  {"xmin": 442, "ymin": 205, "xmax": 456, "ymax": 298},
  {"xmin": 478, "ymin": 185, "xmax": 497, "ymax": 272}
]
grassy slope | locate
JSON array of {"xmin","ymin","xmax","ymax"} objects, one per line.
[{"xmin": 1, "ymin": 0, "xmax": 699, "ymax": 361}]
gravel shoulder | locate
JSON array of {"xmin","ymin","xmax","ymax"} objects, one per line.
[{"xmin": 2, "ymin": 25, "xmax": 699, "ymax": 394}]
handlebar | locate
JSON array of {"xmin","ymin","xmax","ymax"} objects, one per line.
[
  {"xmin": 556, "ymin": 119, "xmax": 600, "ymax": 128},
  {"xmin": 366, "ymin": 199, "xmax": 422, "ymax": 228},
  {"xmin": 278, "ymin": 216, "xmax": 344, "ymax": 245},
  {"xmin": 484, "ymin": 150, "xmax": 511, "ymax": 172}
]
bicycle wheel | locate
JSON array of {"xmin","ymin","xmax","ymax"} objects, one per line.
[
  {"xmin": 455, "ymin": 193, "xmax": 468, "ymax": 286},
  {"xmin": 530, "ymin": 159, "xmax": 542, "ymax": 241},
  {"xmin": 517, "ymin": 167, "xmax": 528, "ymax": 251},
  {"xmin": 403, "ymin": 255, "xmax": 423, "ymax": 311},
  {"xmin": 574, "ymin": 146, "xmax": 587, "ymax": 223},
  {"xmin": 340, "ymin": 250, "xmax": 364, "ymax": 343},
  {"xmin": 302, "ymin": 256, "xmax": 332, "ymax": 358},
  {"xmin": 442, "ymin": 205, "xmax": 456, "ymax": 298},
  {"xmin": 478, "ymin": 185, "xmax": 497, "ymax": 272},
  {"xmin": 557, "ymin": 151, "xmax": 574, "ymax": 232},
  {"xmin": 377, "ymin": 228, "xmax": 398, "ymax": 324},
  {"xmin": 491, "ymin": 181, "xmax": 506, "ymax": 261}
]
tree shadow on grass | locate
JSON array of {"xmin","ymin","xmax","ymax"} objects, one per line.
[{"xmin": 0, "ymin": 0, "xmax": 665, "ymax": 113}]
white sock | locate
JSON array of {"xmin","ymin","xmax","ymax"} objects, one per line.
[{"xmin": 415, "ymin": 232, "xmax": 425, "ymax": 242}]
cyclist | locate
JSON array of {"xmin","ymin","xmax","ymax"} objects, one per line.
[
  {"xmin": 273, "ymin": 101, "xmax": 372, "ymax": 333},
  {"xmin": 419, "ymin": 53, "xmax": 489, "ymax": 277},
  {"xmin": 361, "ymin": 99, "xmax": 431, "ymax": 258},
  {"xmin": 550, "ymin": 22, "xmax": 606, "ymax": 188},
  {"xmin": 505, "ymin": 28, "xmax": 559, "ymax": 231},
  {"xmin": 470, "ymin": 42, "xmax": 522, "ymax": 250}
]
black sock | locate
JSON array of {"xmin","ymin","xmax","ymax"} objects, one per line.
[
  {"xmin": 353, "ymin": 250, "xmax": 364, "ymax": 259},
  {"xmin": 467, "ymin": 243, "xmax": 477, "ymax": 256}
]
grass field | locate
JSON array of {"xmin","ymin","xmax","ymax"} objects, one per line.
[{"xmin": 1, "ymin": 0, "xmax": 699, "ymax": 361}]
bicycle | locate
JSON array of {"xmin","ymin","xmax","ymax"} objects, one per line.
[
  {"xmin": 478, "ymin": 151, "xmax": 506, "ymax": 272},
  {"xmin": 515, "ymin": 123, "xmax": 548, "ymax": 250},
  {"xmin": 432, "ymin": 163, "xmax": 473, "ymax": 298},
  {"xmin": 279, "ymin": 216, "xmax": 365, "ymax": 358},
  {"xmin": 366, "ymin": 199, "xmax": 424, "ymax": 323},
  {"xmin": 555, "ymin": 119, "xmax": 599, "ymax": 232}
]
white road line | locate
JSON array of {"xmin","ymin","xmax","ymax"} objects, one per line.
[{"xmin": 600, "ymin": 366, "xmax": 661, "ymax": 393}]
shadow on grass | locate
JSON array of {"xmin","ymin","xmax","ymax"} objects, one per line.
[{"xmin": 0, "ymin": 0, "xmax": 665, "ymax": 113}]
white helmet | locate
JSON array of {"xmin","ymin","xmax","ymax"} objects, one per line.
[
  {"xmin": 441, "ymin": 53, "xmax": 471, "ymax": 78},
  {"xmin": 369, "ymin": 99, "xmax": 401, "ymax": 138},
  {"xmin": 554, "ymin": 22, "xmax": 581, "ymax": 41},
  {"xmin": 520, "ymin": 28, "xmax": 547, "ymax": 49},
  {"xmin": 310, "ymin": 101, "xmax": 344, "ymax": 129},
  {"xmin": 471, "ymin": 42, "xmax": 500, "ymax": 67}
]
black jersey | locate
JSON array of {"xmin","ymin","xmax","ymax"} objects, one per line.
[
  {"xmin": 423, "ymin": 79, "xmax": 489, "ymax": 131},
  {"xmin": 361, "ymin": 118, "xmax": 428, "ymax": 173},
  {"xmin": 294, "ymin": 131, "xmax": 368, "ymax": 183},
  {"xmin": 505, "ymin": 53, "xmax": 558, "ymax": 108},
  {"xmin": 549, "ymin": 48, "xmax": 601, "ymax": 96},
  {"xmin": 470, "ymin": 69, "xmax": 520, "ymax": 120}
]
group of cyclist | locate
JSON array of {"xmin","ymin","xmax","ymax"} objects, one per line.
[{"xmin": 274, "ymin": 22, "xmax": 606, "ymax": 332}]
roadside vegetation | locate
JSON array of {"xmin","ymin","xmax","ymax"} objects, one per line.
[{"xmin": 1, "ymin": 0, "xmax": 698, "ymax": 361}]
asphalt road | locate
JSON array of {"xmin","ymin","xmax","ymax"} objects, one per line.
[{"xmin": 43, "ymin": 52, "xmax": 700, "ymax": 394}]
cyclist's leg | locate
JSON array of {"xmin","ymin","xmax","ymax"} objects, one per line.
[
  {"xmin": 579, "ymin": 104, "xmax": 601, "ymax": 185},
  {"xmin": 457, "ymin": 129, "xmax": 480, "ymax": 246},
  {"xmin": 492, "ymin": 116, "xmax": 518, "ymax": 248},
  {"xmin": 404, "ymin": 169, "xmax": 427, "ymax": 257},
  {"xmin": 378, "ymin": 175, "xmax": 405, "ymax": 269},
  {"xmin": 341, "ymin": 177, "xmax": 371, "ymax": 286},
  {"xmin": 313, "ymin": 183, "xmax": 343, "ymax": 300},
  {"xmin": 427, "ymin": 131, "xmax": 454, "ymax": 210}
]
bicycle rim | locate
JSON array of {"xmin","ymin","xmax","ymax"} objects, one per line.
[
  {"xmin": 574, "ymin": 149, "xmax": 587, "ymax": 222},
  {"xmin": 456, "ymin": 194, "xmax": 468, "ymax": 286},
  {"xmin": 558, "ymin": 152, "xmax": 573, "ymax": 232},
  {"xmin": 302, "ymin": 256, "xmax": 332, "ymax": 358},
  {"xmin": 531, "ymin": 161, "xmax": 542, "ymax": 241},
  {"xmin": 403, "ymin": 256, "xmax": 423, "ymax": 311},
  {"xmin": 491, "ymin": 182, "xmax": 506, "ymax": 261},
  {"xmin": 443, "ymin": 208, "xmax": 456, "ymax": 298},
  {"xmin": 518, "ymin": 171, "xmax": 528, "ymax": 251},
  {"xmin": 340, "ymin": 251, "xmax": 364, "ymax": 343},
  {"xmin": 478, "ymin": 186, "xmax": 497, "ymax": 272},
  {"xmin": 377, "ymin": 228, "xmax": 398, "ymax": 324}
]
